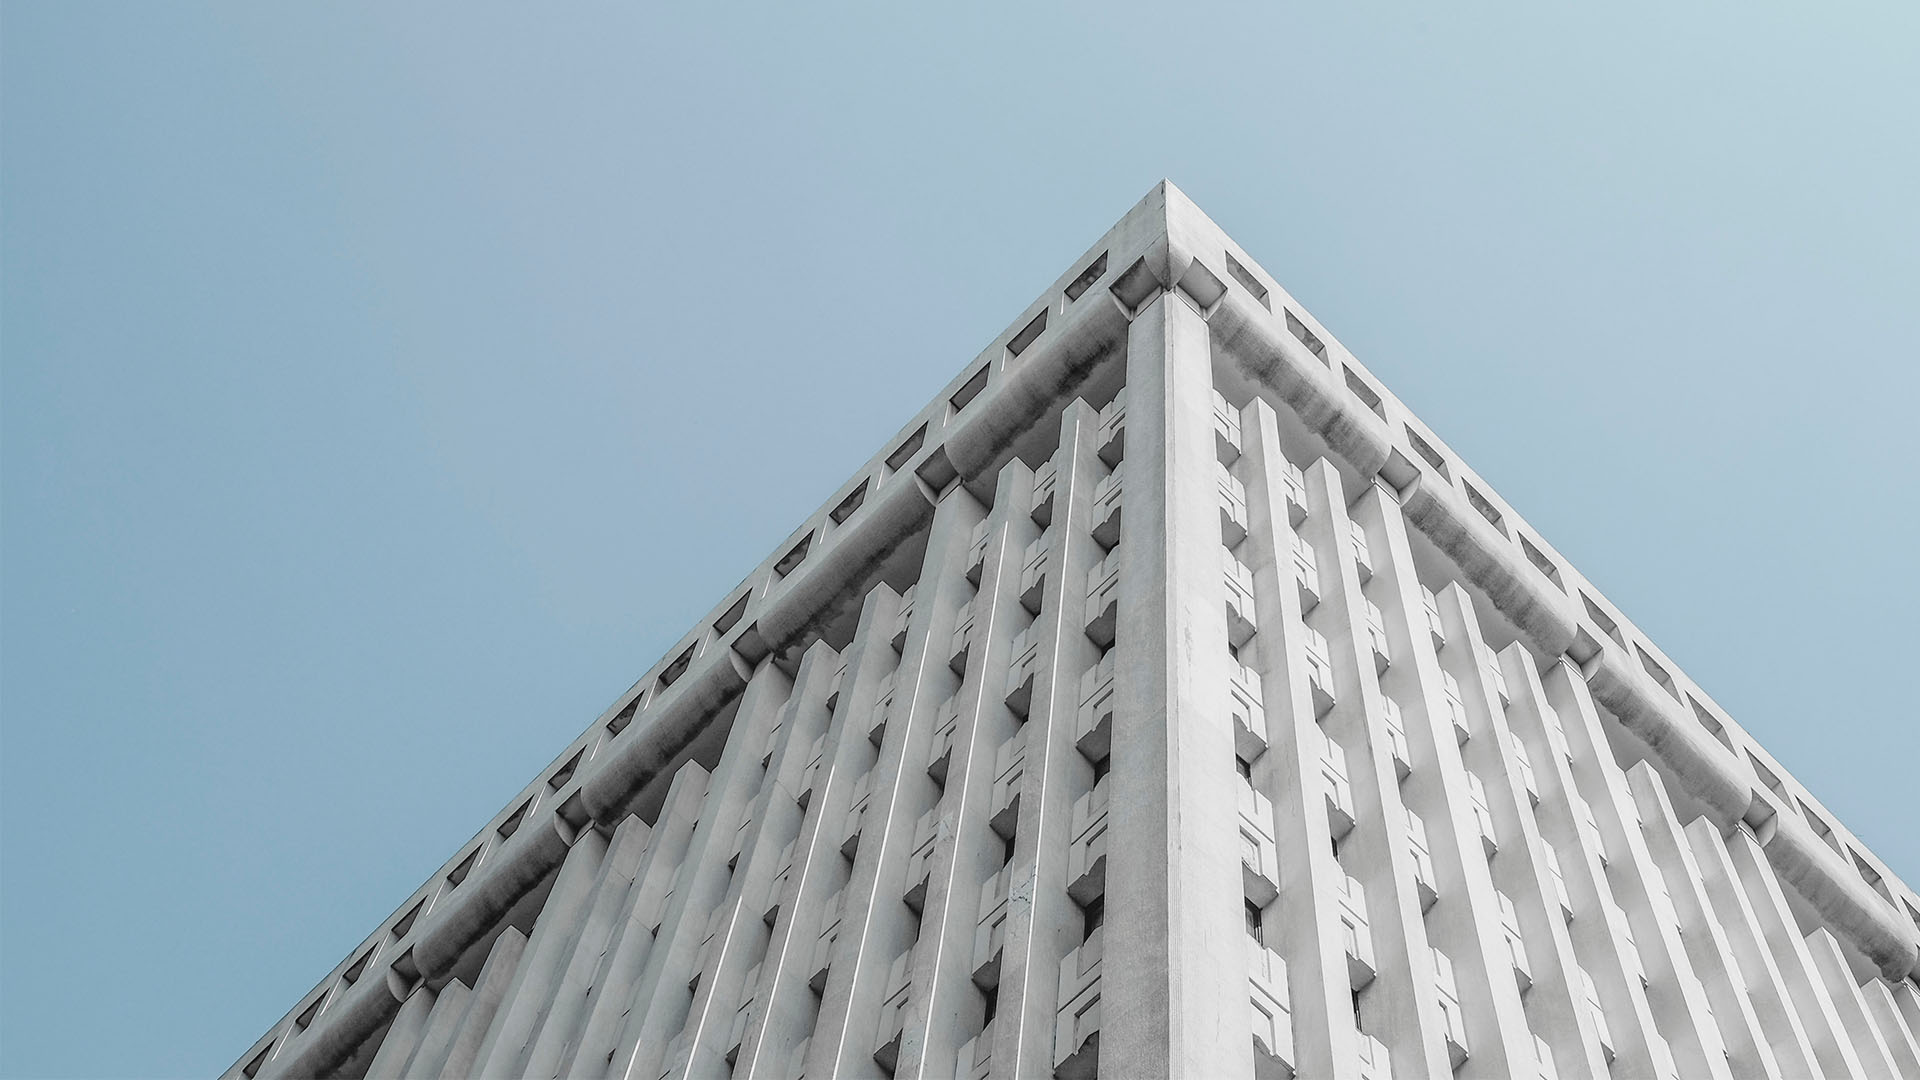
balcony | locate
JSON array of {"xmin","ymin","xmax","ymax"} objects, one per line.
[
  {"xmin": 726, "ymin": 963, "xmax": 759, "ymax": 1067},
  {"xmin": 1355, "ymin": 1032, "xmax": 1391, "ymax": 1080},
  {"xmin": 1497, "ymin": 891, "xmax": 1531, "ymax": 992},
  {"xmin": 1422, "ymin": 587, "xmax": 1446, "ymax": 651},
  {"xmin": 1218, "ymin": 463, "xmax": 1249, "ymax": 547},
  {"xmin": 955, "ymin": 1021, "xmax": 995, "ymax": 1080},
  {"xmin": 1321, "ymin": 733, "xmax": 1356, "ymax": 841},
  {"xmin": 811, "ymin": 888, "xmax": 846, "ymax": 993},
  {"xmin": 1512, "ymin": 738, "xmax": 1539, "ymax": 806},
  {"xmin": 1531, "ymin": 1035, "xmax": 1558, "ymax": 1080},
  {"xmin": 868, "ymin": 673, "xmax": 896, "ymax": 747},
  {"xmin": 1545, "ymin": 844, "xmax": 1574, "ymax": 922},
  {"xmin": 949, "ymin": 599, "xmax": 977, "ymax": 676},
  {"xmin": 1350, "ymin": 520, "xmax": 1374, "ymax": 583},
  {"xmin": 965, "ymin": 520, "xmax": 991, "ymax": 587},
  {"xmin": 797, "ymin": 732, "xmax": 828, "ymax": 810},
  {"xmin": 903, "ymin": 809, "xmax": 940, "ymax": 913},
  {"xmin": 1005, "ymin": 625, "xmax": 1042, "ymax": 718},
  {"xmin": 1249, "ymin": 945, "xmax": 1295, "ymax": 1079},
  {"xmin": 873, "ymin": 947, "xmax": 914, "ymax": 1073},
  {"xmin": 1067, "ymin": 775, "xmax": 1110, "ymax": 905},
  {"xmin": 1432, "ymin": 948, "xmax": 1469, "ymax": 1069},
  {"xmin": 1577, "ymin": 794, "xmax": 1606, "ymax": 867},
  {"xmin": 1213, "ymin": 389, "xmax": 1243, "ymax": 465},
  {"xmin": 825, "ymin": 660, "xmax": 849, "ymax": 712},
  {"xmin": 1482, "ymin": 644, "xmax": 1511, "ymax": 708},
  {"xmin": 927, "ymin": 696, "xmax": 961, "ymax": 786},
  {"xmin": 787, "ymin": 1037, "xmax": 811, "ymax": 1080},
  {"xmin": 1579, "ymin": 967, "xmax": 1615, "ymax": 1063},
  {"xmin": 1407, "ymin": 810, "xmax": 1438, "ymax": 913},
  {"xmin": 1364, "ymin": 601, "xmax": 1390, "ymax": 674},
  {"xmin": 1467, "ymin": 773, "xmax": 1496, "ymax": 858},
  {"xmin": 1239, "ymin": 782, "xmax": 1280, "ymax": 906},
  {"xmin": 1030, "ymin": 459, "xmax": 1058, "ymax": 528},
  {"xmin": 1054, "ymin": 929, "xmax": 1104, "ymax": 1080},
  {"xmin": 765, "ymin": 838, "xmax": 797, "ymax": 926},
  {"xmin": 989, "ymin": 734, "xmax": 1025, "ymax": 839},
  {"xmin": 973, "ymin": 866, "xmax": 1011, "ymax": 989},
  {"xmin": 1442, "ymin": 671, "xmax": 1469, "ymax": 745},
  {"xmin": 842, "ymin": 772, "xmax": 873, "ymax": 860},
  {"xmin": 1083, "ymin": 549, "xmax": 1121, "ymax": 649},
  {"xmin": 1018, "ymin": 534, "xmax": 1050, "ymax": 615},
  {"xmin": 1382, "ymin": 697, "xmax": 1411, "ymax": 780},
  {"xmin": 1231, "ymin": 680, "xmax": 1267, "ymax": 764},
  {"xmin": 1281, "ymin": 460, "xmax": 1309, "ymax": 528},
  {"xmin": 1336, "ymin": 874, "xmax": 1375, "ymax": 987},
  {"xmin": 1225, "ymin": 551, "xmax": 1259, "ymax": 647},
  {"xmin": 1091, "ymin": 465, "xmax": 1123, "ymax": 550},
  {"xmin": 1096, "ymin": 390, "xmax": 1126, "ymax": 467},
  {"xmin": 891, "ymin": 584, "xmax": 916, "ymax": 654},
  {"xmin": 1291, "ymin": 534, "xmax": 1320, "ymax": 613},
  {"xmin": 1303, "ymin": 627, "xmax": 1335, "ymax": 719},
  {"xmin": 1076, "ymin": 652, "xmax": 1115, "ymax": 763}
]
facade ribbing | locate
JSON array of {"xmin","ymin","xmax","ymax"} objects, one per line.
[{"xmin": 229, "ymin": 183, "xmax": 1920, "ymax": 1080}]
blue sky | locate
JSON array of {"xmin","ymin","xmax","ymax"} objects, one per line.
[{"xmin": 3, "ymin": 3, "xmax": 1916, "ymax": 1076}]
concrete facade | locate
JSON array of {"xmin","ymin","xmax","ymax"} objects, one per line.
[{"xmin": 229, "ymin": 183, "xmax": 1920, "ymax": 1080}]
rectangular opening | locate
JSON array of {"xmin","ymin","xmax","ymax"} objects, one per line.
[
  {"xmin": 446, "ymin": 847, "xmax": 481, "ymax": 889},
  {"xmin": 1404, "ymin": 426, "xmax": 1450, "ymax": 479},
  {"xmin": 606, "ymin": 694, "xmax": 641, "ymax": 736},
  {"xmin": 391, "ymin": 898, "xmax": 426, "ymax": 940},
  {"xmin": 1747, "ymin": 751, "xmax": 1788, "ymax": 800},
  {"xmin": 293, "ymin": 994, "xmax": 325, "ymax": 1032},
  {"xmin": 884, "ymin": 425, "xmax": 926, "ymax": 474},
  {"xmin": 949, "ymin": 365, "xmax": 990, "ymax": 413},
  {"xmin": 713, "ymin": 592, "xmax": 751, "ymax": 636},
  {"xmin": 773, "ymin": 534, "xmax": 813, "ymax": 578},
  {"xmin": 1634, "ymin": 644, "xmax": 1682, "ymax": 702},
  {"xmin": 1687, "ymin": 696, "xmax": 1736, "ymax": 752},
  {"xmin": 1519, "ymin": 535, "xmax": 1564, "ymax": 589},
  {"xmin": 658, "ymin": 645, "xmax": 695, "ymax": 690},
  {"xmin": 1224, "ymin": 252, "xmax": 1270, "ymax": 309},
  {"xmin": 1064, "ymin": 251, "xmax": 1108, "ymax": 302},
  {"xmin": 1007, "ymin": 309, "xmax": 1048, "ymax": 357},
  {"xmin": 1284, "ymin": 309, "xmax": 1327, "ymax": 361},
  {"xmin": 1343, "ymin": 366, "xmax": 1385, "ymax": 420},
  {"xmin": 1463, "ymin": 482, "xmax": 1507, "ymax": 535},
  {"xmin": 1905, "ymin": 899, "xmax": 1920, "ymax": 933},
  {"xmin": 1798, "ymin": 800, "xmax": 1845, "ymax": 855},
  {"xmin": 548, "ymin": 747, "xmax": 586, "ymax": 790},
  {"xmin": 340, "ymin": 949, "xmax": 372, "ymax": 986},
  {"xmin": 497, "ymin": 798, "xmax": 532, "ymax": 840},
  {"xmin": 1581, "ymin": 593, "xmax": 1624, "ymax": 647},
  {"xmin": 1852, "ymin": 851, "xmax": 1895, "ymax": 903},
  {"xmin": 829, "ymin": 481, "xmax": 868, "ymax": 525},
  {"xmin": 243, "ymin": 1047, "xmax": 271, "ymax": 1079}
]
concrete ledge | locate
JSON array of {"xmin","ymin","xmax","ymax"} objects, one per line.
[
  {"xmin": 1581, "ymin": 646, "xmax": 1754, "ymax": 827},
  {"xmin": 1400, "ymin": 475, "xmax": 1581, "ymax": 657},
  {"xmin": 1757, "ymin": 795, "xmax": 1920, "ymax": 981},
  {"xmin": 580, "ymin": 647, "xmax": 751, "ymax": 825},
  {"xmin": 413, "ymin": 813, "xmax": 576, "ymax": 982},
  {"xmin": 260, "ymin": 965, "xmax": 406, "ymax": 1080}
]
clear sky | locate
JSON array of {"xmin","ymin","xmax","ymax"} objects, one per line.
[{"xmin": 3, "ymin": 3, "xmax": 1916, "ymax": 1076}]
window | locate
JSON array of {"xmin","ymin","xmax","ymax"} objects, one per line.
[
  {"xmin": 1404, "ymin": 426, "xmax": 1449, "ymax": 479},
  {"xmin": 1635, "ymin": 644, "xmax": 1682, "ymax": 703},
  {"xmin": 606, "ymin": 695, "xmax": 641, "ymax": 736},
  {"xmin": 340, "ymin": 949, "xmax": 372, "ymax": 985},
  {"xmin": 713, "ymin": 592, "xmax": 751, "ymax": 635},
  {"xmin": 950, "ymin": 365, "xmax": 990, "ymax": 413},
  {"xmin": 1224, "ymin": 252, "xmax": 1270, "ymax": 309},
  {"xmin": 1519, "ymin": 534, "xmax": 1563, "ymax": 589},
  {"xmin": 1245, "ymin": 899, "xmax": 1265, "ymax": 944},
  {"xmin": 446, "ymin": 847, "xmax": 481, "ymax": 889},
  {"xmin": 1344, "ymin": 366, "xmax": 1385, "ymax": 419},
  {"xmin": 1064, "ymin": 251, "xmax": 1108, "ymax": 302},
  {"xmin": 1284, "ymin": 309, "xmax": 1326, "ymax": 360},
  {"xmin": 1082, "ymin": 895, "xmax": 1105, "ymax": 941},
  {"xmin": 1236, "ymin": 756, "xmax": 1254, "ymax": 783},
  {"xmin": 242, "ymin": 1047, "xmax": 271, "ymax": 1078},
  {"xmin": 1581, "ymin": 592, "xmax": 1624, "ymax": 647},
  {"xmin": 1687, "ymin": 696, "xmax": 1735, "ymax": 753},
  {"xmin": 829, "ymin": 482, "xmax": 868, "ymax": 525},
  {"xmin": 1007, "ymin": 309, "xmax": 1048, "ymax": 357},
  {"xmin": 885, "ymin": 425, "xmax": 927, "ymax": 473},
  {"xmin": 497, "ymin": 798, "xmax": 532, "ymax": 840},
  {"xmin": 293, "ymin": 993, "xmax": 325, "ymax": 1032},
  {"xmin": 773, "ymin": 534, "xmax": 813, "ymax": 578},
  {"xmin": 391, "ymin": 899, "xmax": 426, "ymax": 939},
  {"xmin": 549, "ymin": 747, "xmax": 586, "ymax": 790},
  {"xmin": 658, "ymin": 645, "xmax": 695, "ymax": 690},
  {"xmin": 1463, "ymin": 482, "xmax": 1506, "ymax": 534},
  {"xmin": 981, "ymin": 983, "xmax": 999, "ymax": 1024}
]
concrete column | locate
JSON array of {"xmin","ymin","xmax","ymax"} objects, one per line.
[
  {"xmin": 1237, "ymin": 397, "xmax": 1360, "ymax": 1080},
  {"xmin": 1805, "ymin": 928, "xmax": 1903, "ymax": 1079},
  {"xmin": 1355, "ymin": 485, "xmax": 1537, "ymax": 1080},
  {"xmin": 517, "ymin": 815, "xmax": 654, "ymax": 1080},
  {"xmin": 397, "ymin": 980, "xmax": 469, "ymax": 1080},
  {"xmin": 1102, "ymin": 289, "xmax": 1250, "ymax": 1079},
  {"xmin": 363, "ymin": 985, "xmax": 436, "ymax": 1080},
  {"xmin": 470, "ymin": 824, "xmax": 611, "ymax": 1078},
  {"xmin": 433, "ymin": 926, "xmax": 527, "ymax": 1080},
  {"xmin": 557, "ymin": 763, "xmax": 710, "ymax": 1078},
  {"xmin": 986, "ymin": 400, "xmax": 1108, "ymax": 1080},
  {"xmin": 1685, "ymin": 818, "xmax": 1826, "ymax": 1076},
  {"xmin": 1625, "ymin": 761, "xmax": 1784, "ymax": 1079}
]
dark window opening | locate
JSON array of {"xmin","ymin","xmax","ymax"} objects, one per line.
[
  {"xmin": 1224, "ymin": 252, "xmax": 1270, "ymax": 309},
  {"xmin": 1245, "ymin": 899, "xmax": 1265, "ymax": 944},
  {"xmin": 885, "ymin": 425, "xmax": 927, "ymax": 473},
  {"xmin": 950, "ymin": 365, "xmax": 990, "ymax": 413},
  {"xmin": 1065, "ymin": 251, "xmax": 1109, "ymax": 302},
  {"xmin": 830, "ymin": 482, "xmax": 868, "ymax": 525},
  {"xmin": 1285, "ymin": 310, "xmax": 1327, "ymax": 360},
  {"xmin": 549, "ymin": 747, "xmax": 586, "ymax": 790},
  {"xmin": 1082, "ymin": 895, "xmax": 1106, "ymax": 941},
  {"xmin": 773, "ymin": 534, "xmax": 813, "ymax": 578},
  {"xmin": 1007, "ymin": 309, "xmax": 1049, "ymax": 357}
]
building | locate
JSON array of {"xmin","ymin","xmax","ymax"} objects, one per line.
[{"xmin": 228, "ymin": 183, "xmax": 1920, "ymax": 1080}]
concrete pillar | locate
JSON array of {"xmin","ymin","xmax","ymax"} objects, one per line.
[
  {"xmin": 397, "ymin": 980, "xmax": 469, "ymax": 1080},
  {"xmin": 1102, "ymin": 289, "xmax": 1250, "ymax": 1079},
  {"xmin": 433, "ymin": 926, "xmax": 527, "ymax": 1080},
  {"xmin": 363, "ymin": 985, "xmax": 436, "ymax": 1080}
]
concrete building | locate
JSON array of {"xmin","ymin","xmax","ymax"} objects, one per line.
[{"xmin": 228, "ymin": 183, "xmax": 1920, "ymax": 1080}]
